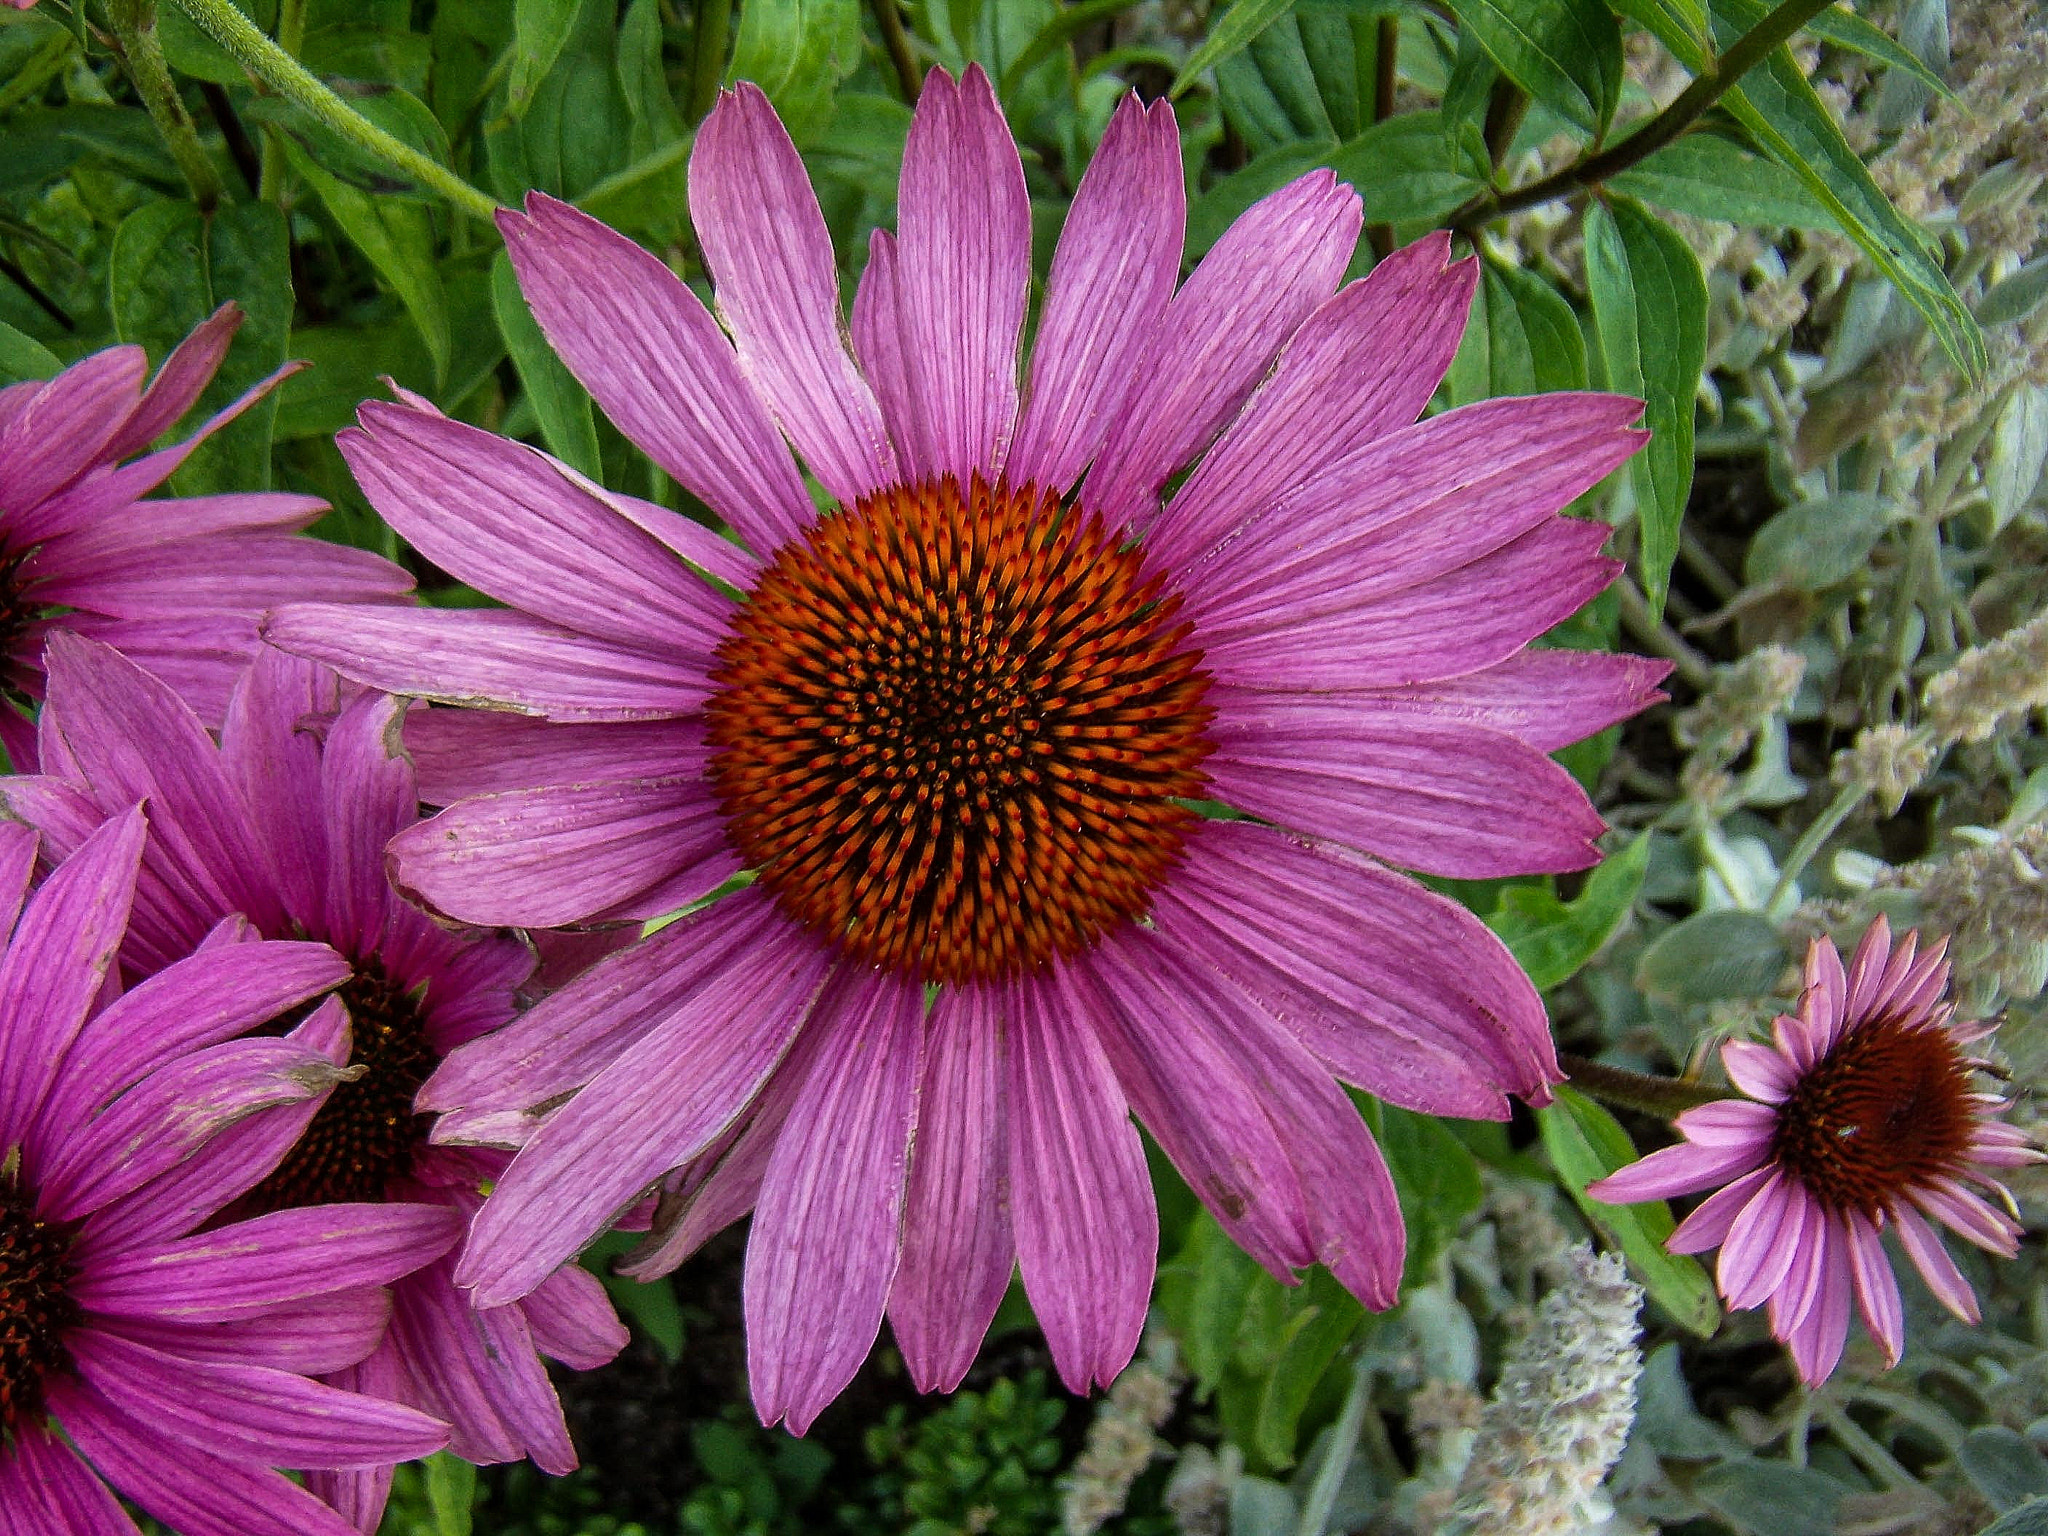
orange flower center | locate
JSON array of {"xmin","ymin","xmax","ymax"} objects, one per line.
[
  {"xmin": 1771, "ymin": 1012, "xmax": 1977, "ymax": 1215},
  {"xmin": 244, "ymin": 959, "xmax": 436, "ymax": 1211},
  {"xmin": 706, "ymin": 478, "xmax": 1215, "ymax": 985},
  {"xmin": 0, "ymin": 1165, "xmax": 78, "ymax": 1437}
]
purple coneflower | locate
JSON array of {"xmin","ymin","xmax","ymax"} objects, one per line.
[
  {"xmin": 1590, "ymin": 917, "xmax": 2039, "ymax": 1384},
  {"xmin": 0, "ymin": 806, "xmax": 457, "ymax": 1535},
  {"xmin": 2, "ymin": 633, "xmax": 624, "ymax": 1527},
  {"xmin": 0, "ymin": 305, "xmax": 411, "ymax": 767},
  {"xmin": 271, "ymin": 67, "xmax": 1666, "ymax": 1431}
]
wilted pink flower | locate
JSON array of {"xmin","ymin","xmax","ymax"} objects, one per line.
[
  {"xmin": 1, "ymin": 634, "xmax": 624, "ymax": 1528},
  {"xmin": 0, "ymin": 807, "xmax": 455, "ymax": 1534},
  {"xmin": 271, "ymin": 67, "xmax": 1665, "ymax": 1431},
  {"xmin": 0, "ymin": 305, "xmax": 411, "ymax": 768},
  {"xmin": 1591, "ymin": 917, "xmax": 2040, "ymax": 1384}
]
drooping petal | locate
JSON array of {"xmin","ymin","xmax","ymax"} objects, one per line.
[
  {"xmin": 101, "ymin": 1290, "xmax": 394, "ymax": 1377},
  {"xmin": 387, "ymin": 776, "xmax": 734, "ymax": 928},
  {"xmin": 1717, "ymin": 1172, "xmax": 1803, "ymax": 1310},
  {"xmin": 498, "ymin": 193, "xmax": 815, "ymax": 553},
  {"xmin": 0, "ymin": 346, "xmax": 146, "ymax": 513},
  {"xmin": 1204, "ymin": 707, "xmax": 1608, "ymax": 877},
  {"xmin": 1082, "ymin": 170, "xmax": 1360, "ymax": 529},
  {"xmin": 99, "ymin": 302, "xmax": 241, "ymax": 463},
  {"xmin": 1720, "ymin": 1038, "xmax": 1797, "ymax": 1103},
  {"xmin": 1662, "ymin": 1165, "xmax": 1776, "ymax": 1253},
  {"xmin": 220, "ymin": 646, "xmax": 339, "ymax": 930},
  {"xmin": 521, "ymin": 1264, "xmax": 630, "ymax": 1372},
  {"xmin": 456, "ymin": 896, "xmax": 833, "ymax": 1308},
  {"xmin": 1006, "ymin": 95, "xmax": 1184, "ymax": 493},
  {"xmin": 1893, "ymin": 1204, "xmax": 1980, "ymax": 1323},
  {"xmin": 887, "ymin": 983, "xmax": 1014, "ymax": 1394},
  {"xmin": 0, "ymin": 1419, "xmax": 138, "ymax": 1536},
  {"xmin": 892, "ymin": 65, "xmax": 1031, "ymax": 484},
  {"xmin": 1591, "ymin": 1139, "xmax": 1773, "ymax": 1209},
  {"xmin": 691, "ymin": 82, "xmax": 896, "ymax": 502},
  {"xmin": 1152, "ymin": 821, "xmax": 1556, "ymax": 1110},
  {"xmin": 266, "ymin": 605, "xmax": 710, "ymax": 721},
  {"xmin": 1783, "ymin": 1223, "xmax": 1853, "ymax": 1385},
  {"xmin": 746, "ymin": 966, "xmax": 923, "ymax": 1433},
  {"xmin": 1670, "ymin": 1097, "xmax": 1779, "ymax": 1149},
  {"xmin": 1006, "ymin": 969, "xmax": 1155, "ymax": 1394},
  {"xmin": 1842, "ymin": 1209, "xmax": 1904, "ymax": 1365}
]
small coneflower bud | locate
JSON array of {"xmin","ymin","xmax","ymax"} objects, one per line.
[
  {"xmin": 1448, "ymin": 1246, "xmax": 1644, "ymax": 1535},
  {"xmin": 1592, "ymin": 918, "xmax": 2042, "ymax": 1384},
  {"xmin": 1831, "ymin": 723, "xmax": 1936, "ymax": 815}
]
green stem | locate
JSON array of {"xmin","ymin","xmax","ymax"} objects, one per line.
[
  {"xmin": 108, "ymin": 0, "xmax": 226, "ymax": 213},
  {"xmin": 1764, "ymin": 779, "xmax": 1868, "ymax": 920},
  {"xmin": 688, "ymin": 0, "xmax": 736, "ymax": 121},
  {"xmin": 1449, "ymin": 0, "xmax": 1837, "ymax": 231},
  {"xmin": 1295, "ymin": 1356, "xmax": 1373, "ymax": 1536},
  {"xmin": 169, "ymin": 0, "xmax": 501, "ymax": 223},
  {"xmin": 869, "ymin": 0, "xmax": 923, "ymax": 104},
  {"xmin": 1366, "ymin": 14, "xmax": 1398, "ymax": 260},
  {"xmin": 256, "ymin": 0, "xmax": 306, "ymax": 203},
  {"xmin": 1561, "ymin": 1053, "xmax": 1729, "ymax": 1118}
]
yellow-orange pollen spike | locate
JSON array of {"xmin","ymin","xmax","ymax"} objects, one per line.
[{"xmin": 706, "ymin": 476, "xmax": 1216, "ymax": 986}]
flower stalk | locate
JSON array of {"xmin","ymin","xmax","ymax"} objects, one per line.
[
  {"xmin": 1559, "ymin": 1053, "xmax": 1729, "ymax": 1118},
  {"xmin": 167, "ymin": 0, "xmax": 502, "ymax": 223},
  {"xmin": 107, "ymin": 0, "xmax": 226, "ymax": 214}
]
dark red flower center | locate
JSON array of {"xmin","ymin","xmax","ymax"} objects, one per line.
[
  {"xmin": 0, "ymin": 1160, "xmax": 80, "ymax": 1438},
  {"xmin": 705, "ymin": 477, "xmax": 1215, "ymax": 985},
  {"xmin": 244, "ymin": 959, "xmax": 437, "ymax": 1212},
  {"xmin": 1771, "ymin": 1012, "xmax": 1977, "ymax": 1215}
]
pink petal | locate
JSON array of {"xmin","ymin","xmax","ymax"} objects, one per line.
[
  {"xmin": 888, "ymin": 983, "xmax": 1015, "ymax": 1394},
  {"xmin": 849, "ymin": 230, "xmax": 932, "ymax": 476},
  {"xmin": 0, "ymin": 346, "xmax": 145, "ymax": 513},
  {"xmin": 1663, "ymin": 1164, "xmax": 1777, "ymax": 1252},
  {"xmin": 69, "ymin": 1330, "xmax": 447, "ymax": 1470},
  {"xmin": 1291, "ymin": 650, "xmax": 1670, "ymax": 755},
  {"xmin": 1720, "ymin": 1038, "xmax": 1796, "ymax": 1103},
  {"xmin": 1911, "ymin": 1176, "xmax": 2022, "ymax": 1256},
  {"xmin": 1592, "ymin": 1141, "xmax": 1772, "ymax": 1211},
  {"xmin": 387, "ymin": 777, "xmax": 734, "ymax": 929},
  {"xmin": 1784, "ymin": 1231, "xmax": 1853, "ymax": 1386},
  {"xmin": 1145, "ymin": 234, "xmax": 1479, "ymax": 574},
  {"xmin": 1671, "ymin": 1097, "xmax": 1779, "ymax": 1148},
  {"xmin": 220, "ymin": 646, "xmax": 339, "ymax": 931},
  {"xmin": 404, "ymin": 709, "xmax": 709, "ymax": 803},
  {"xmin": 338, "ymin": 400, "xmax": 733, "ymax": 655},
  {"xmin": 1153, "ymin": 822, "xmax": 1555, "ymax": 1111},
  {"xmin": 1717, "ymin": 1171, "xmax": 1803, "ymax": 1309},
  {"xmin": 39, "ymin": 532, "xmax": 411, "ymax": 618},
  {"xmin": 100, "ymin": 302, "xmax": 240, "ymax": 463},
  {"xmin": 746, "ymin": 966, "xmax": 923, "ymax": 1433},
  {"xmin": 52, "ymin": 1377, "xmax": 374, "ymax": 1536},
  {"xmin": 103, "ymin": 1290, "xmax": 394, "ymax": 1377},
  {"xmin": 1842, "ymin": 1208, "xmax": 1903, "ymax": 1365},
  {"xmin": 1844, "ymin": 914, "xmax": 1894, "ymax": 1022},
  {"xmin": 456, "ymin": 897, "xmax": 832, "ymax": 1308},
  {"xmin": 1082, "ymin": 170, "xmax": 1359, "ymax": 530},
  {"xmin": 1205, "ymin": 707, "xmax": 1607, "ymax": 878},
  {"xmin": 893, "ymin": 65, "xmax": 1030, "ymax": 485},
  {"xmin": 0, "ymin": 806, "xmax": 144, "ymax": 1144},
  {"xmin": 0, "ymin": 1419, "xmax": 137, "ymax": 1536},
  {"xmin": 317, "ymin": 689, "xmax": 413, "ymax": 956},
  {"xmin": 266, "ymin": 604, "xmax": 710, "ymax": 721},
  {"xmin": 1767, "ymin": 1188, "xmax": 1830, "ymax": 1335},
  {"xmin": 1007, "ymin": 968, "xmax": 1156, "ymax": 1394},
  {"xmin": 0, "ymin": 820, "xmax": 36, "ymax": 942},
  {"xmin": 521, "ymin": 1264, "xmax": 629, "ymax": 1372},
  {"xmin": 1197, "ymin": 515, "xmax": 1621, "ymax": 691},
  {"xmin": 498, "ymin": 193, "xmax": 814, "ymax": 553},
  {"xmin": 1006, "ymin": 95, "xmax": 1184, "ymax": 493},
  {"xmin": 1894, "ymin": 1204, "xmax": 1980, "ymax": 1323},
  {"xmin": 691, "ymin": 82, "xmax": 896, "ymax": 503}
]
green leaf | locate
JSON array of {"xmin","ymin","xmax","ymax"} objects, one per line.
[
  {"xmin": 1216, "ymin": 14, "xmax": 1336, "ymax": 154},
  {"xmin": 1961, "ymin": 1428, "xmax": 2048, "ymax": 1513},
  {"xmin": 108, "ymin": 200, "xmax": 292, "ymax": 495},
  {"xmin": 726, "ymin": 0, "xmax": 864, "ymax": 147},
  {"xmin": 0, "ymin": 104, "xmax": 182, "ymax": 194},
  {"xmin": 1172, "ymin": 0, "xmax": 1296, "ymax": 97},
  {"xmin": 1487, "ymin": 834, "xmax": 1649, "ymax": 992},
  {"xmin": 1706, "ymin": 0, "xmax": 1985, "ymax": 378},
  {"xmin": 1634, "ymin": 908, "xmax": 1786, "ymax": 1002},
  {"xmin": 0, "ymin": 320, "xmax": 61, "ymax": 386},
  {"xmin": 1983, "ymin": 1502, "xmax": 2048, "ymax": 1536},
  {"xmin": 1250, "ymin": 1268, "xmax": 1365, "ymax": 1469},
  {"xmin": 422, "ymin": 1451, "xmax": 477, "ymax": 1536},
  {"xmin": 1376, "ymin": 1101, "xmax": 1483, "ymax": 1288},
  {"xmin": 1446, "ymin": 0, "xmax": 1622, "ymax": 137},
  {"xmin": 582, "ymin": 1234, "xmax": 686, "ymax": 1360},
  {"xmin": 1802, "ymin": 4, "xmax": 1951, "ymax": 101},
  {"xmin": 1326, "ymin": 110, "xmax": 1488, "ymax": 226},
  {"xmin": 1539, "ymin": 1087, "xmax": 1721, "ymax": 1336},
  {"xmin": 511, "ymin": 0, "xmax": 584, "ymax": 112},
  {"xmin": 1744, "ymin": 491, "xmax": 1895, "ymax": 590},
  {"xmin": 1585, "ymin": 195, "xmax": 1704, "ymax": 618},
  {"xmin": 1155, "ymin": 1209, "xmax": 1262, "ymax": 1393},
  {"xmin": 1445, "ymin": 256, "xmax": 1586, "ymax": 405},
  {"xmin": 1609, "ymin": 131, "xmax": 1840, "ymax": 229},
  {"xmin": 491, "ymin": 251, "xmax": 602, "ymax": 478},
  {"xmin": 1000, "ymin": 0, "xmax": 1145, "ymax": 100},
  {"xmin": 283, "ymin": 139, "xmax": 451, "ymax": 385},
  {"xmin": 1692, "ymin": 1460, "xmax": 1848, "ymax": 1536},
  {"xmin": 1981, "ymin": 256, "xmax": 2048, "ymax": 327},
  {"xmin": 1187, "ymin": 140, "xmax": 1333, "ymax": 257}
]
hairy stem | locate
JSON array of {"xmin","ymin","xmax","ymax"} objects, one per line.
[
  {"xmin": 1765, "ymin": 778, "xmax": 1870, "ymax": 920},
  {"xmin": 1560, "ymin": 1053, "xmax": 1730, "ymax": 1117},
  {"xmin": 108, "ymin": 0, "xmax": 226, "ymax": 213},
  {"xmin": 171, "ymin": 0, "xmax": 501, "ymax": 222},
  {"xmin": 1450, "ymin": 0, "xmax": 1837, "ymax": 231},
  {"xmin": 870, "ymin": 0, "xmax": 923, "ymax": 104}
]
